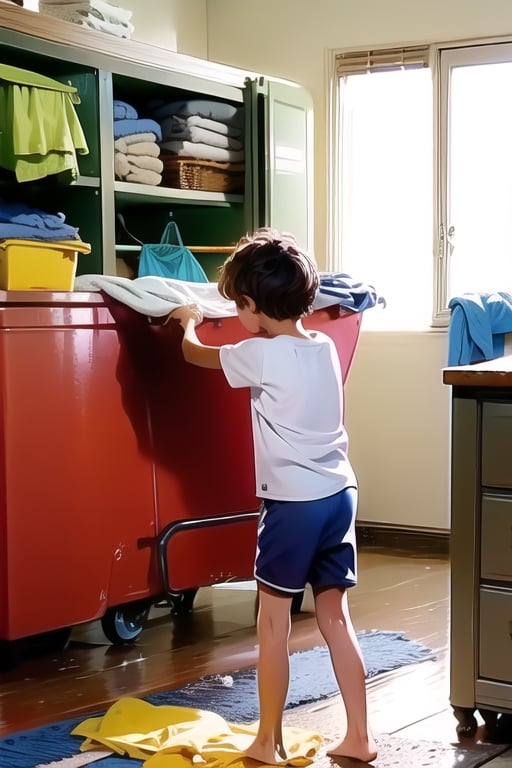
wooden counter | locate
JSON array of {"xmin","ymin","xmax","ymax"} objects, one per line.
[{"xmin": 443, "ymin": 355, "xmax": 512, "ymax": 387}]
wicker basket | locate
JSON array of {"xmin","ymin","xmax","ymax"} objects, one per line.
[{"xmin": 161, "ymin": 155, "xmax": 245, "ymax": 193}]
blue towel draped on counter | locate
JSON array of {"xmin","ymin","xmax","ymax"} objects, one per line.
[{"xmin": 447, "ymin": 292, "xmax": 512, "ymax": 366}]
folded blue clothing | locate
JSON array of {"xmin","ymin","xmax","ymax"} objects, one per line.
[
  {"xmin": 113, "ymin": 118, "xmax": 162, "ymax": 142},
  {"xmin": 319, "ymin": 272, "xmax": 386, "ymax": 312},
  {"xmin": 447, "ymin": 292, "xmax": 512, "ymax": 365},
  {"xmin": 0, "ymin": 200, "xmax": 79, "ymax": 240},
  {"xmin": 0, "ymin": 224, "xmax": 79, "ymax": 240},
  {"xmin": 113, "ymin": 99, "xmax": 138, "ymax": 120}
]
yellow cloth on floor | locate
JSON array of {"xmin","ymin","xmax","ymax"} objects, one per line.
[{"xmin": 71, "ymin": 697, "xmax": 323, "ymax": 767}]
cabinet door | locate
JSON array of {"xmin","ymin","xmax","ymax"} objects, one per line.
[{"xmin": 249, "ymin": 77, "xmax": 313, "ymax": 251}]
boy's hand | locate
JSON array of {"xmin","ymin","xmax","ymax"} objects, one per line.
[{"xmin": 170, "ymin": 304, "xmax": 203, "ymax": 328}]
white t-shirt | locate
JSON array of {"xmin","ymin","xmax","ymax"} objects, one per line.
[{"xmin": 219, "ymin": 331, "xmax": 356, "ymax": 501}]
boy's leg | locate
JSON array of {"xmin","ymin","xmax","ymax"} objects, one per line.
[
  {"xmin": 314, "ymin": 586, "xmax": 378, "ymax": 762},
  {"xmin": 244, "ymin": 584, "xmax": 293, "ymax": 764}
]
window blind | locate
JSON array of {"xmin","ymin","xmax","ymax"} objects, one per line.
[{"xmin": 335, "ymin": 45, "xmax": 430, "ymax": 77}]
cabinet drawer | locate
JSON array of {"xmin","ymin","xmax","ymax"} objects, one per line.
[
  {"xmin": 481, "ymin": 495, "xmax": 512, "ymax": 581},
  {"xmin": 479, "ymin": 588, "xmax": 512, "ymax": 683},
  {"xmin": 482, "ymin": 402, "xmax": 512, "ymax": 488}
]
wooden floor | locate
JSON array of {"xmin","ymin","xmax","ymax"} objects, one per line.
[{"xmin": 0, "ymin": 539, "xmax": 511, "ymax": 765}]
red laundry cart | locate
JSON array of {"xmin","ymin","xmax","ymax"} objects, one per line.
[{"xmin": 0, "ymin": 289, "xmax": 362, "ymax": 655}]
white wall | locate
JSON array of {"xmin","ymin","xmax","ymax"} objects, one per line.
[
  {"xmin": 129, "ymin": 0, "xmax": 207, "ymax": 57},
  {"xmin": 344, "ymin": 329, "xmax": 451, "ymax": 530},
  {"xmin": 201, "ymin": 0, "xmax": 512, "ymax": 532},
  {"xmin": 123, "ymin": 0, "xmax": 512, "ymax": 530}
]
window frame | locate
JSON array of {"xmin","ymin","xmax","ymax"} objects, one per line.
[{"xmin": 329, "ymin": 35, "xmax": 512, "ymax": 329}]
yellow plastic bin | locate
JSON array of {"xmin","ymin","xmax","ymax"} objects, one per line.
[{"xmin": 0, "ymin": 239, "xmax": 91, "ymax": 290}]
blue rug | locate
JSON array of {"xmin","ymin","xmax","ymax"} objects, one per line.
[{"xmin": 0, "ymin": 631, "xmax": 436, "ymax": 768}]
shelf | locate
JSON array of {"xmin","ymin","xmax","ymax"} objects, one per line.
[
  {"xmin": 72, "ymin": 176, "xmax": 101, "ymax": 188},
  {"xmin": 114, "ymin": 181, "xmax": 243, "ymax": 207},
  {"xmin": 115, "ymin": 244, "xmax": 234, "ymax": 253}
]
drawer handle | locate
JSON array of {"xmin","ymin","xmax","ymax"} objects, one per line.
[{"xmin": 509, "ymin": 621, "xmax": 512, "ymax": 640}]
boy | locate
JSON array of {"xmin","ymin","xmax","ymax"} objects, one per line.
[{"xmin": 171, "ymin": 228, "xmax": 377, "ymax": 765}]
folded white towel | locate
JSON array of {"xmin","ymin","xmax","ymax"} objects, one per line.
[
  {"xmin": 114, "ymin": 140, "xmax": 160, "ymax": 158},
  {"xmin": 115, "ymin": 152, "xmax": 163, "ymax": 177},
  {"xmin": 124, "ymin": 167, "xmax": 161, "ymax": 186},
  {"xmin": 79, "ymin": 13, "xmax": 134, "ymax": 37},
  {"xmin": 152, "ymin": 100, "xmax": 243, "ymax": 127},
  {"xmin": 40, "ymin": 1, "xmax": 134, "ymax": 37},
  {"xmin": 187, "ymin": 115, "xmax": 242, "ymax": 138},
  {"xmin": 159, "ymin": 141, "xmax": 244, "ymax": 164},
  {"xmin": 160, "ymin": 119, "xmax": 243, "ymax": 150},
  {"xmin": 41, "ymin": 0, "xmax": 133, "ymax": 24},
  {"xmin": 163, "ymin": 114, "xmax": 242, "ymax": 139},
  {"xmin": 116, "ymin": 132, "xmax": 158, "ymax": 147}
]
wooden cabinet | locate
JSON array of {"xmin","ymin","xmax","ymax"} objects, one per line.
[
  {"xmin": 0, "ymin": 4, "xmax": 313, "ymax": 280},
  {"xmin": 444, "ymin": 367, "xmax": 512, "ymax": 737}
]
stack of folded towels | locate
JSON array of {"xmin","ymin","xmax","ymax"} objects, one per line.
[
  {"xmin": 153, "ymin": 99, "xmax": 245, "ymax": 165},
  {"xmin": 145, "ymin": 99, "xmax": 244, "ymax": 192},
  {"xmin": 39, "ymin": 0, "xmax": 134, "ymax": 39},
  {"xmin": 113, "ymin": 100, "xmax": 163, "ymax": 186}
]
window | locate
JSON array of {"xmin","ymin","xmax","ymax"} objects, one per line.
[
  {"xmin": 333, "ymin": 40, "xmax": 512, "ymax": 330},
  {"xmin": 438, "ymin": 43, "xmax": 512, "ymax": 324}
]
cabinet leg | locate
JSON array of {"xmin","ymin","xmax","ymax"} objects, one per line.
[
  {"xmin": 479, "ymin": 709, "xmax": 499, "ymax": 741},
  {"xmin": 453, "ymin": 706, "xmax": 478, "ymax": 737},
  {"xmin": 496, "ymin": 713, "xmax": 512, "ymax": 743},
  {"xmin": 480, "ymin": 710, "xmax": 512, "ymax": 743}
]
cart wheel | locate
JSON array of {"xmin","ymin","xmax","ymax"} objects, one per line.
[
  {"xmin": 168, "ymin": 589, "xmax": 198, "ymax": 616},
  {"xmin": 101, "ymin": 600, "xmax": 151, "ymax": 645}
]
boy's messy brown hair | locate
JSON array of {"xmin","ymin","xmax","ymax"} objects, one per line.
[{"xmin": 217, "ymin": 227, "xmax": 319, "ymax": 320}]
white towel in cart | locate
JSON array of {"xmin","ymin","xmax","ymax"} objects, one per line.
[{"xmin": 73, "ymin": 274, "xmax": 338, "ymax": 318}]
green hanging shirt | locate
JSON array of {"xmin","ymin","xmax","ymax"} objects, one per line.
[{"xmin": 0, "ymin": 62, "xmax": 89, "ymax": 182}]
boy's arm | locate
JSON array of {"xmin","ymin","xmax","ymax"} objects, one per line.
[{"xmin": 171, "ymin": 305, "xmax": 221, "ymax": 370}]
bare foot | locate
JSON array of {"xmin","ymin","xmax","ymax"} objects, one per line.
[
  {"xmin": 326, "ymin": 734, "xmax": 378, "ymax": 764},
  {"xmin": 244, "ymin": 738, "xmax": 288, "ymax": 765}
]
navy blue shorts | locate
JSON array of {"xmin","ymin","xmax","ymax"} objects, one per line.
[{"xmin": 254, "ymin": 486, "xmax": 358, "ymax": 594}]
